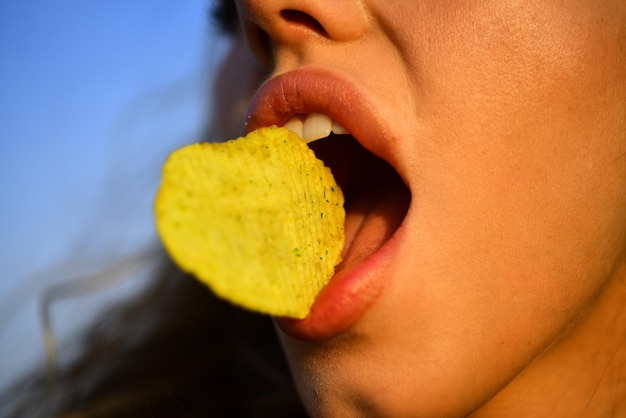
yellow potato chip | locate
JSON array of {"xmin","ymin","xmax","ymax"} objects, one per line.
[{"xmin": 154, "ymin": 126, "xmax": 345, "ymax": 318}]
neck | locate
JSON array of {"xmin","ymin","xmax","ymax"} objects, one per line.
[{"xmin": 473, "ymin": 261, "xmax": 626, "ymax": 417}]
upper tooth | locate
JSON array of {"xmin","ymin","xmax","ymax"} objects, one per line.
[
  {"xmin": 332, "ymin": 120, "xmax": 348, "ymax": 135},
  {"xmin": 303, "ymin": 113, "xmax": 332, "ymax": 142},
  {"xmin": 283, "ymin": 117, "xmax": 304, "ymax": 138},
  {"xmin": 283, "ymin": 113, "xmax": 349, "ymax": 143}
]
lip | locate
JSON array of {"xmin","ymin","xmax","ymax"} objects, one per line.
[
  {"xmin": 245, "ymin": 67, "xmax": 396, "ymax": 164},
  {"xmin": 245, "ymin": 66, "xmax": 406, "ymax": 340}
]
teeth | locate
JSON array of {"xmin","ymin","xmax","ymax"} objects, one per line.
[
  {"xmin": 303, "ymin": 113, "xmax": 332, "ymax": 142},
  {"xmin": 283, "ymin": 117, "xmax": 304, "ymax": 137},
  {"xmin": 283, "ymin": 113, "xmax": 350, "ymax": 143},
  {"xmin": 331, "ymin": 120, "xmax": 349, "ymax": 135}
]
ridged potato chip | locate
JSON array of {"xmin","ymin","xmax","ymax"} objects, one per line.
[{"xmin": 155, "ymin": 126, "xmax": 345, "ymax": 318}]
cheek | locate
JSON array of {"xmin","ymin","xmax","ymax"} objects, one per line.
[
  {"xmin": 410, "ymin": 0, "xmax": 626, "ymax": 283},
  {"xmin": 412, "ymin": 0, "xmax": 626, "ymax": 139},
  {"xmin": 405, "ymin": 0, "xmax": 626, "ymax": 363}
]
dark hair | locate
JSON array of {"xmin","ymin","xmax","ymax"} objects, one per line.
[
  {"xmin": 211, "ymin": 0, "xmax": 239, "ymax": 35},
  {"xmin": 1, "ymin": 256, "xmax": 308, "ymax": 417}
]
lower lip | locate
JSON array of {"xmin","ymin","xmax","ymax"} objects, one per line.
[{"xmin": 275, "ymin": 223, "xmax": 404, "ymax": 340}]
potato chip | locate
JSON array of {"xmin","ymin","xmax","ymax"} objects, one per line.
[{"xmin": 154, "ymin": 126, "xmax": 345, "ymax": 318}]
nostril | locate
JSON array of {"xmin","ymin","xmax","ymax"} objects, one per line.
[{"xmin": 280, "ymin": 9, "xmax": 327, "ymax": 36}]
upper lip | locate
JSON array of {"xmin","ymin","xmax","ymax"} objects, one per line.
[
  {"xmin": 244, "ymin": 66, "xmax": 406, "ymax": 340},
  {"xmin": 245, "ymin": 66, "xmax": 398, "ymax": 166}
]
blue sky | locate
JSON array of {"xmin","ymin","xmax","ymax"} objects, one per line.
[{"xmin": 0, "ymin": 0, "xmax": 229, "ymax": 386}]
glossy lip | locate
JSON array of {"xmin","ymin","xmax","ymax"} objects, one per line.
[{"xmin": 245, "ymin": 66, "xmax": 407, "ymax": 340}]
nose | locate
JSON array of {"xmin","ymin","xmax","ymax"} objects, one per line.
[{"xmin": 237, "ymin": 0, "xmax": 369, "ymax": 65}]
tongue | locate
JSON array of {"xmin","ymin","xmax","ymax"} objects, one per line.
[
  {"xmin": 338, "ymin": 183, "xmax": 410, "ymax": 272},
  {"xmin": 309, "ymin": 135, "xmax": 410, "ymax": 273}
]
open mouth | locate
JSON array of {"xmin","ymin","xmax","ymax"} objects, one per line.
[
  {"xmin": 281, "ymin": 113, "xmax": 411, "ymax": 285},
  {"xmin": 245, "ymin": 67, "xmax": 411, "ymax": 339}
]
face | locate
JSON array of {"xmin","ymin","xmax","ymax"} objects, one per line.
[{"xmin": 221, "ymin": 0, "xmax": 626, "ymax": 416}]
